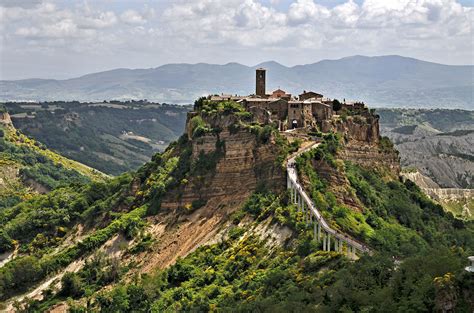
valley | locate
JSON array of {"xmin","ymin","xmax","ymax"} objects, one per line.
[{"xmin": 3, "ymin": 101, "xmax": 189, "ymax": 175}]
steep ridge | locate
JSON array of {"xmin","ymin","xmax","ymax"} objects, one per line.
[
  {"xmin": 0, "ymin": 111, "xmax": 105, "ymax": 208},
  {"xmin": 161, "ymin": 112, "xmax": 285, "ymax": 212}
]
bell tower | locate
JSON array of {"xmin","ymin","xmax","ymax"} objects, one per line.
[{"xmin": 256, "ymin": 68, "xmax": 266, "ymax": 97}]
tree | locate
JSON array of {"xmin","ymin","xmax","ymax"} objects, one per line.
[
  {"xmin": 0, "ymin": 230, "xmax": 13, "ymax": 253},
  {"xmin": 194, "ymin": 97, "xmax": 206, "ymax": 111},
  {"xmin": 60, "ymin": 272, "xmax": 84, "ymax": 298},
  {"xmin": 332, "ymin": 99, "xmax": 342, "ymax": 112}
]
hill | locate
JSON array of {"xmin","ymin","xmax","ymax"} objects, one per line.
[
  {"xmin": 0, "ymin": 111, "xmax": 105, "ymax": 209},
  {"xmin": 1, "ymin": 55, "xmax": 472, "ymax": 108},
  {"xmin": 3, "ymin": 101, "xmax": 190, "ymax": 175},
  {"xmin": 0, "ymin": 99, "xmax": 472, "ymax": 312}
]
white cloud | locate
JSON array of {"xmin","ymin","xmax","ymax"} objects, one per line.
[
  {"xmin": 288, "ymin": 0, "xmax": 330, "ymax": 25},
  {"xmin": 0, "ymin": 0, "xmax": 472, "ymax": 80},
  {"xmin": 79, "ymin": 11, "xmax": 118, "ymax": 29},
  {"xmin": 120, "ymin": 10, "xmax": 146, "ymax": 25}
]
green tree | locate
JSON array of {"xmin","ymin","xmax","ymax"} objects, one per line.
[
  {"xmin": 333, "ymin": 99, "xmax": 342, "ymax": 112},
  {"xmin": 60, "ymin": 272, "xmax": 85, "ymax": 298}
]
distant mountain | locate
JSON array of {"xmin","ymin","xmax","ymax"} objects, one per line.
[{"xmin": 1, "ymin": 55, "xmax": 472, "ymax": 108}]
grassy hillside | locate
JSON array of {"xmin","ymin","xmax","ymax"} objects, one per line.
[
  {"xmin": 4, "ymin": 101, "xmax": 190, "ymax": 175},
  {"xmin": 0, "ymin": 121, "xmax": 104, "ymax": 209}
]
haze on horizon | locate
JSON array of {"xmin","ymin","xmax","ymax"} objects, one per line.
[{"xmin": 0, "ymin": 0, "xmax": 473, "ymax": 80}]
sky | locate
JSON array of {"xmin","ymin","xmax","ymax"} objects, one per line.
[{"xmin": 0, "ymin": 0, "xmax": 473, "ymax": 80}]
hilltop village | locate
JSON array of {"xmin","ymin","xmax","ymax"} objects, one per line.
[{"xmin": 208, "ymin": 68, "xmax": 370, "ymax": 131}]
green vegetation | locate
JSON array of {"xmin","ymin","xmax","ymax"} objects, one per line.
[
  {"xmin": 296, "ymin": 133, "xmax": 341, "ymax": 170},
  {"xmin": 1, "ymin": 101, "xmax": 473, "ymax": 311},
  {"xmin": 49, "ymin": 191, "xmax": 473, "ymax": 312},
  {"xmin": 0, "ymin": 173, "xmax": 139, "ymax": 299},
  {"xmin": 332, "ymin": 99, "xmax": 342, "ymax": 112},
  {"xmin": 378, "ymin": 136, "xmax": 395, "ymax": 153},
  {"xmin": 189, "ymin": 115, "xmax": 213, "ymax": 138},
  {"xmin": 196, "ymin": 100, "xmax": 248, "ymax": 117},
  {"xmin": 345, "ymin": 163, "xmax": 473, "ymax": 255},
  {"xmin": 295, "ymin": 132, "xmax": 473, "ymax": 257},
  {"xmin": 0, "ymin": 124, "xmax": 101, "ymax": 208},
  {"xmin": 3, "ymin": 101, "xmax": 190, "ymax": 174}
]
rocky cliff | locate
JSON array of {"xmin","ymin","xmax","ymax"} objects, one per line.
[
  {"xmin": 131, "ymin": 112, "xmax": 286, "ymax": 272},
  {"xmin": 322, "ymin": 115, "xmax": 400, "ymax": 176},
  {"xmin": 161, "ymin": 113, "xmax": 285, "ymax": 213},
  {"xmin": 0, "ymin": 112, "xmax": 12, "ymax": 125}
]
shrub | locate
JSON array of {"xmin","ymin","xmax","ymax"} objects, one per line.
[
  {"xmin": 0, "ymin": 230, "xmax": 13, "ymax": 253},
  {"xmin": 60, "ymin": 272, "xmax": 84, "ymax": 298}
]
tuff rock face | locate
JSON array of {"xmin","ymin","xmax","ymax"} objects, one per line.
[
  {"xmin": 161, "ymin": 113, "xmax": 285, "ymax": 213},
  {"xmin": 339, "ymin": 141, "xmax": 400, "ymax": 177},
  {"xmin": 321, "ymin": 115, "xmax": 380, "ymax": 143},
  {"xmin": 322, "ymin": 115, "xmax": 400, "ymax": 176},
  {"xmin": 0, "ymin": 112, "xmax": 12, "ymax": 125},
  {"xmin": 402, "ymin": 170, "xmax": 473, "ymax": 220}
]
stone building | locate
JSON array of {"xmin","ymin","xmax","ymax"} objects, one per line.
[
  {"xmin": 288, "ymin": 101, "xmax": 313, "ymax": 129},
  {"xmin": 241, "ymin": 98, "xmax": 288, "ymax": 121},
  {"xmin": 271, "ymin": 88, "xmax": 291, "ymax": 100},
  {"xmin": 311, "ymin": 101, "xmax": 333, "ymax": 121}
]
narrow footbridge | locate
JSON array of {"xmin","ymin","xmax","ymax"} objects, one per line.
[{"xmin": 287, "ymin": 143, "xmax": 372, "ymax": 258}]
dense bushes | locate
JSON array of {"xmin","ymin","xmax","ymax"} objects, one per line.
[
  {"xmin": 197, "ymin": 100, "xmax": 248, "ymax": 116},
  {"xmin": 68, "ymin": 226, "xmax": 473, "ymax": 312},
  {"xmin": 0, "ymin": 204, "xmax": 145, "ymax": 301},
  {"xmin": 294, "ymin": 132, "xmax": 474, "ymax": 257},
  {"xmin": 0, "ymin": 129, "xmax": 90, "ymax": 190},
  {"xmin": 189, "ymin": 115, "xmax": 212, "ymax": 138},
  {"xmin": 345, "ymin": 162, "xmax": 474, "ymax": 256}
]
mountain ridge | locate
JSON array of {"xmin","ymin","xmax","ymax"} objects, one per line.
[{"xmin": 1, "ymin": 55, "xmax": 473, "ymax": 108}]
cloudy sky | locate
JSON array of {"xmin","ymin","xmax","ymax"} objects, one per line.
[{"xmin": 0, "ymin": 0, "xmax": 472, "ymax": 80}]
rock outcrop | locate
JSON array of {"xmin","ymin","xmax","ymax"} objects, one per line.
[
  {"xmin": 0, "ymin": 112, "xmax": 12, "ymax": 125},
  {"xmin": 322, "ymin": 115, "xmax": 400, "ymax": 176},
  {"xmin": 161, "ymin": 113, "xmax": 285, "ymax": 213},
  {"xmin": 321, "ymin": 115, "xmax": 380, "ymax": 144}
]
